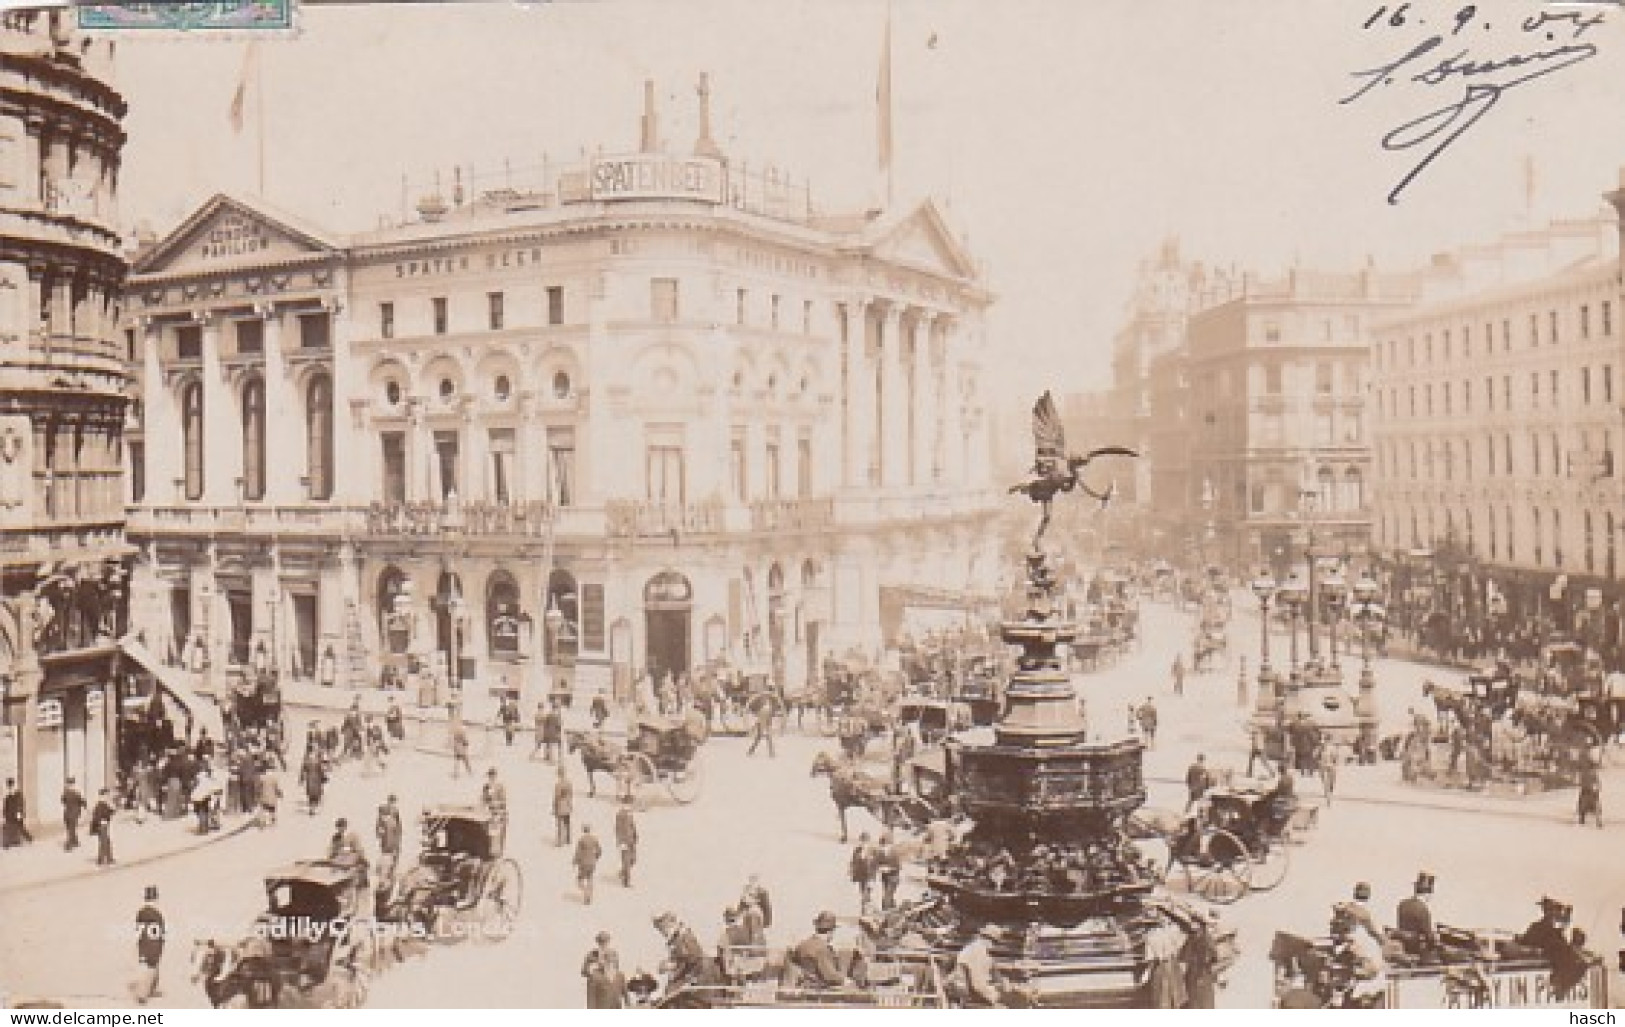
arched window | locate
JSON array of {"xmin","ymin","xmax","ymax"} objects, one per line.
[
  {"xmin": 800, "ymin": 559, "xmax": 820, "ymax": 589},
  {"xmin": 1532, "ymin": 507, "xmax": 1543, "ymax": 566},
  {"xmin": 1345, "ymin": 467, "xmax": 1363, "ymax": 512},
  {"xmin": 1585, "ymin": 510, "xmax": 1595, "ymax": 573},
  {"xmin": 1488, "ymin": 506, "xmax": 1498, "ymax": 559},
  {"xmin": 1552, "ymin": 508, "xmax": 1563, "ymax": 568},
  {"xmin": 1505, "ymin": 506, "xmax": 1515, "ymax": 562},
  {"xmin": 242, "ymin": 378, "xmax": 265, "ymax": 500},
  {"xmin": 1316, "ymin": 465, "xmax": 1334, "ymax": 510},
  {"xmin": 546, "ymin": 569, "xmax": 579, "ymax": 666},
  {"xmin": 182, "ymin": 380, "xmax": 204, "ymax": 500},
  {"xmin": 486, "ymin": 571, "xmax": 522, "ymax": 657},
  {"xmin": 307, "ymin": 374, "xmax": 334, "ymax": 500}
]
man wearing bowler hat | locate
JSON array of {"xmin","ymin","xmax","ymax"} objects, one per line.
[
  {"xmin": 789, "ymin": 911, "xmax": 846, "ymax": 988},
  {"xmin": 132, "ymin": 886, "xmax": 165, "ymax": 1004}
]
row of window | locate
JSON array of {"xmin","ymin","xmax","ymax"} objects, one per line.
[
  {"xmin": 1380, "ymin": 505, "xmax": 1620, "ymax": 575},
  {"xmin": 1378, "ymin": 364, "xmax": 1616, "ymax": 419},
  {"xmin": 1252, "ymin": 360, "xmax": 1364, "ymax": 397},
  {"xmin": 1376, "ymin": 430, "xmax": 1616, "ymax": 483},
  {"xmin": 1377, "ymin": 300, "xmax": 1616, "ymax": 372},
  {"xmin": 158, "ymin": 313, "xmax": 333, "ymax": 362},
  {"xmin": 380, "ymin": 287, "xmax": 567, "ymax": 339},
  {"xmin": 148, "ymin": 375, "xmax": 335, "ymax": 503}
]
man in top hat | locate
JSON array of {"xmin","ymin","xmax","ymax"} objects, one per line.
[
  {"xmin": 614, "ymin": 797, "xmax": 638, "ymax": 888},
  {"xmin": 481, "ymin": 767, "xmax": 508, "ymax": 853},
  {"xmin": 789, "ymin": 912, "xmax": 847, "ymax": 988},
  {"xmin": 653, "ymin": 912, "xmax": 710, "ymax": 995},
  {"xmin": 132, "ymin": 885, "xmax": 165, "ymax": 1004},
  {"xmin": 375, "ymin": 795, "xmax": 403, "ymax": 880},
  {"xmin": 89, "ymin": 788, "xmax": 115, "ymax": 865},
  {"xmin": 1346, "ymin": 882, "xmax": 1383, "ymax": 945},
  {"xmin": 1517, "ymin": 899, "xmax": 1591, "ymax": 995},
  {"xmin": 2, "ymin": 777, "xmax": 31, "ymax": 847},
  {"xmin": 60, "ymin": 776, "xmax": 85, "ymax": 851},
  {"xmin": 1396, "ymin": 872, "xmax": 1439, "ymax": 960},
  {"xmin": 581, "ymin": 931, "xmax": 628, "ymax": 1009}
]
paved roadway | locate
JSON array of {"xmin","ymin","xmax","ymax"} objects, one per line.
[{"xmin": 1, "ymin": 595, "xmax": 1618, "ymax": 1008}]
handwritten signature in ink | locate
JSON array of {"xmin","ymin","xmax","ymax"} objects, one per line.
[{"xmin": 1341, "ymin": 5, "xmax": 1607, "ymax": 204}]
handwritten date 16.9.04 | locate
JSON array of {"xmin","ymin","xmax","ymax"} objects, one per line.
[{"xmin": 1341, "ymin": 4, "xmax": 1607, "ymax": 204}]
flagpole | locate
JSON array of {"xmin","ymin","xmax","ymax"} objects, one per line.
[{"xmin": 255, "ymin": 43, "xmax": 266, "ymax": 198}]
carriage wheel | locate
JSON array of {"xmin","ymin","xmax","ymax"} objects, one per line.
[
  {"xmin": 479, "ymin": 858, "xmax": 523, "ymax": 940},
  {"xmin": 1248, "ymin": 838, "xmax": 1290, "ymax": 892},
  {"xmin": 1180, "ymin": 829, "xmax": 1251, "ymax": 905},
  {"xmin": 665, "ymin": 753, "xmax": 704, "ymax": 805},
  {"xmin": 629, "ymin": 753, "xmax": 660, "ymax": 807}
]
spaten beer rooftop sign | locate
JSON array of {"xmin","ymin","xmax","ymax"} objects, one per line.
[{"xmin": 589, "ymin": 154, "xmax": 725, "ymax": 205}]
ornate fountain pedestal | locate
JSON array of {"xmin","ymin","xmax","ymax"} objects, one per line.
[{"xmin": 927, "ymin": 550, "xmax": 1187, "ymax": 1007}]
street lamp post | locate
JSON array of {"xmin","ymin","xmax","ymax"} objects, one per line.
[
  {"xmin": 1320, "ymin": 566, "xmax": 1348, "ymax": 672},
  {"xmin": 1278, "ymin": 572, "xmax": 1308, "ymax": 673},
  {"xmin": 1251, "ymin": 572, "xmax": 1278, "ymax": 718},
  {"xmin": 1350, "ymin": 570, "xmax": 1385, "ymax": 758}
]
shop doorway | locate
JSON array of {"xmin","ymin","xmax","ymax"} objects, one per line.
[{"xmin": 643, "ymin": 571, "xmax": 693, "ymax": 683}]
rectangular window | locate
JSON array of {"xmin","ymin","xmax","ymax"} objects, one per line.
[
  {"xmin": 1463, "ymin": 325, "xmax": 1471, "ymax": 358},
  {"xmin": 234, "ymin": 319, "xmax": 263, "ymax": 355},
  {"xmin": 488, "ymin": 428, "xmax": 514, "ymax": 503},
  {"xmin": 651, "ymin": 278, "xmax": 679, "ymax": 323},
  {"xmin": 646, "ymin": 444, "xmax": 685, "ymax": 502},
  {"xmin": 487, "ymin": 291, "xmax": 505, "ymax": 331},
  {"xmin": 1503, "ymin": 375, "xmax": 1511, "ymax": 410},
  {"xmin": 581, "ymin": 584, "xmax": 606, "ymax": 653},
  {"xmin": 1502, "ymin": 320, "xmax": 1511, "ymax": 350},
  {"xmin": 1605, "ymin": 301, "xmax": 1614, "ymax": 336},
  {"xmin": 803, "ymin": 300, "xmax": 813, "ymax": 335},
  {"xmin": 1443, "ymin": 329, "xmax": 1452, "ymax": 361},
  {"xmin": 1315, "ymin": 412, "xmax": 1333, "ymax": 446},
  {"xmin": 546, "ymin": 286, "xmax": 564, "ymax": 325},
  {"xmin": 1315, "ymin": 361, "xmax": 1333, "ymax": 394},
  {"xmin": 298, "ymin": 312, "xmax": 331, "ymax": 349},
  {"xmin": 433, "ymin": 430, "xmax": 459, "ymax": 499},
  {"xmin": 380, "ymin": 301, "xmax": 395, "ymax": 340},
  {"xmin": 1531, "ymin": 372, "xmax": 1540, "ymax": 402},
  {"xmin": 432, "ymin": 297, "xmax": 448, "ymax": 335},
  {"xmin": 1265, "ymin": 364, "xmax": 1282, "ymax": 394},
  {"xmin": 124, "ymin": 328, "xmax": 136, "ymax": 362},
  {"xmin": 1550, "ymin": 310, "xmax": 1559, "ymax": 343},
  {"xmin": 130, "ymin": 440, "xmax": 144, "ymax": 503},
  {"xmin": 228, "ymin": 592, "xmax": 252, "ymax": 666},
  {"xmin": 1583, "ymin": 367, "xmax": 1592, "ymax": 404},
  {"xmin": 1443, "ymin": 383, "xmax": 1452, "ymax": 416},
  {"xmin": 547, "ymin": 429, "xmax": 576, "ymax": 506},
  {"xmin": 176, "ymin": 325, "xmax": 202, "ymax": 360},
  {"xmin": 1582, "ymin": 305, "xmax": 1591, "ymax": 339},
  {"xmin": 1463, "ymin": 380, "xmax": 1471, "ymax": 413},
  {"xmin": 765, "ymin": 442, "xmax": 781, "ymax": 499},
  {"xmin": 1529, "ymin": 314, "xmax": 1539, "ymax": 347},
  {"xmin": 1532, "ymin": 433, "xmax": 1541, "ymax": 476},
  {"xmin": 1425, "ymin": 385, "xmax": 1433, "ymax": 416},
  {"xmin": 1264, "ymin": 322, "xmax": 1281, "ymax": 343},
  {"xmin": 1606, "ymin": 365, "xmax": 1615, "ymax": 403},
  {"xmin": 1551, "ymin": 370, "xmax": 1559, "ymax": 405},
  {"xmin": 770, "ymin": 294, "xmax": 781, "ymax": 330},
  {"xmin": 797, "ymin": 437, "xmax": 813, "ymax": 496},
  {"xmin": 381, "ymin": 432, "xmax": 406, "ymax": 503},
  {"xmin": 730, "ymin": 434, "xmax": 747, "ymax": 500},
  {"xmin": 736, "ymin": 288, "xmax": 747, "ymax": 326},
  {"xmin": 1345, "ymin": 410, "xmax": 1361, "ymax": 444},
  {"xmin": 1408, "ymin": 387, "xmax": 1416, "ymax": 417},
  {"xmin": 1484, "ymin": 377, "xmax": 1492, "ymax": 412}
]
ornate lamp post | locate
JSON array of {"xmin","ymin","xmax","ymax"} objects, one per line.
[
  {"xmin": 1319, "ymin": 564, "xmax": 1348, "ymax": 672},
  {"xmin": 1251, "ymin": 572, "xmax": 1278, "ymax": 720},
  {"xmin": 1277, "ymin": 572, "xmax": 1308, "ymax": 673},
  {"xmin": 1350, "ymin": 570, "xmax": 1385, "ymax": 758}
]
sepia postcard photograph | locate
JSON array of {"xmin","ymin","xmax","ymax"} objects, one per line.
[{"xmin": 1, "ymin": 0, "xmax": 1625, "ymax": 1010}]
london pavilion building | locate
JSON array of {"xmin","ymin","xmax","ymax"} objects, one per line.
[{"xmin": 121, "ymin": 82, "xmax": 999, "ymax": 709}]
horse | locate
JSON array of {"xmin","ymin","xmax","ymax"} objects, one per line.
[
  {"xmin": 1421, "ymin": 681, "xmax": 1470, "ymax": 735},
  {"xmin": 810, "ymin": 751, "xmax": 894, "ymax": 843},
  {"xmin": 191, "ymin": 939, "xmax": 277, "ymax": 1008},
  {"xmin": 566, "ymin": 730, "xmax": 627, "ymax": 797}
]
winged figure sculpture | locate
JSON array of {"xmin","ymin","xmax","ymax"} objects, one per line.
[{"xmin": 1009, "ymin": 391, "xmax": 1138, "ymax": 549}]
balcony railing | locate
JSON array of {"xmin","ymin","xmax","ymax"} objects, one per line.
[
  {"xmin": 605, "ymin": 498, "xmax": 723, "ymax": 539},
  {"xmin": 749, "ymin": 497, "xmax": 835, "ymax": 532},
  {"xmin": 365, "ymin": 499, "xmax": 557, "ymax": 538}
]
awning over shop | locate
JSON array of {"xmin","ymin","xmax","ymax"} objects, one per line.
[{"xmin": 117, "ymin": 634, "xmax": 226, "ymax": 745}]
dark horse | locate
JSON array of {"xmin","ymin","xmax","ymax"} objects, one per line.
[
  {"xmin": 191, "ymin": 939, "xmax": 278, "ymax": 1008},
  {"xmin": 566, "ymin": 730, "xmax": 626, "ymax": 797},
  {"xmin": 810, "ymin": 751, "xmax": 893, "ymax": 843}
]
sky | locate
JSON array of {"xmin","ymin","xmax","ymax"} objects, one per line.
[{"xmin": 109, "ymin": 0, "xmax": 1625, "ymax": 418}]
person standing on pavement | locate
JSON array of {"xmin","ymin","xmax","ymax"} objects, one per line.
[
  {"xmin": 554, "ymin": 766, "xmax": 574, "ymax": 846},
  {"xmin": 132, "ymin": 885, "xmax": 165, "ymax": 1004},
  {"xmin": 61, "ymin": 777, "xmax": 85, "ymax": 851},
  {"xmin": 257, "ymin": 760, "xmax": 282, "ymax": 828},
  {"xmin": 876, "ymin": 831, "xmax": 902, "ymax": 912},
  {"xmin": 574, "ymin": 823, "xmax": 602, "ymax": 904},
  {"xmin": 582, "ymin": 931, "xmax": 629, "ymax": 1008},
  {"xmin": 481, "ymin": 767, "xmax": 509, "ymax": 852},
  {"xmin": 1171, "ymin": 655, "xmax": 1186, "ymax": 696},
  {"xmin": 451, "ymin": 725, "xmax": 474, "ymax": 779},
  {"xmin": 531, "ymin": 701, "xmax": 549, "ymax": 761},
  {"xmin": 849, "ymin": 832, "xmax": 878, "ymax": 914},
  {"xmin": 614, "ymin": 798, "xmax": 638, "ymax": 887},
  {"xmin": 376, "ymin": 794, "xmax": 403, "ymax": 878},
  {"xmin": 90, "ymin": 788, "xmax": 115, "ymax": 865},
  {"xmin": 1577, "ymin": 759, "xmax": 1603, "ymax": 828},
  {"xmin": 3, "ymin": 777, "xmax": 31, "ymax": 847},
  {"xmin": 1184, "ymin": 754, "xmax": 1210, "ymax": 810},
  {"xmin": 1137, "ymin": 698, "xmax": 1159, "ymax": 748}
]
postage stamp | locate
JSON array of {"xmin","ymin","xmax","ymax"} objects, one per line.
[{"xmin": 76, "ymin": 0, "xmax": 296, "ymax": 34}]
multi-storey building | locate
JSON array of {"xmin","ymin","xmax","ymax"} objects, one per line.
[
  {"xmin": 1370, "ymin": 186, "xmax": 1625, "ymax": 624},
  {"xmin": 0, "ymin": 13, "xmax": 129, "ymax": 819},
  {"xmin": 1183, "ymin": 268, "xmax": 1418, "ymax": 575},
  {"xmin": 121, "ymin": 81, "xmax": 998, "ymax": 708}
]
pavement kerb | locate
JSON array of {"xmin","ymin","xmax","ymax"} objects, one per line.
[{"xmin": 0, "ymin": 815, "xmax": 256, "ymax": 897}]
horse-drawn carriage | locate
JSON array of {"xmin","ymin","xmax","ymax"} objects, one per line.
[
  {"xmin": 568, "ymin": 711, "xmax": 707, "ymax": 806},
  {"xmin": 195, "ymin": 860, "xmax": 377, "ymax": 1008},
  {"xmin": 1134, "ymin": 781, "xmax": 1314, "ymax": 905},
  {"xmin": 388, "ymin": 805, "xmax": 522, "ymax": 943},
  {"xmin": 657, "ymin": 944, "xmax": 955, "ymax": 1008}
]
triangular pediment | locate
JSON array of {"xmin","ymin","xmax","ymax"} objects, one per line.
[
  {"xmin": 134, "ymin": 194, "xmax": 340, "ymax": 276},
  {"xmin": 869, "ymin": 200, "xmax": 977, "ymax": 280}
]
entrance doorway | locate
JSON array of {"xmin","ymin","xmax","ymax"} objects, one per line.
[{"xmin": 643, "ymin": 571, "xmax": 693, "ymax": 683}]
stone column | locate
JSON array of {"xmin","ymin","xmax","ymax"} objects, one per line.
[
  {"xmin": 326, "ymin": 294, "xmax": 362, "ymax": 504},
  {"xmin": 879, "ymin": 304, "xmax": 906, "ymax": 490},
  {"xmin": 140, "ymin": 321, "xmax": 178, "ymax": 504},
  {"xmin": 259, "ymin": 305, "xmax": 301, "ymax": 504},
  {"xmin": 199, "ymin": 313, "xmax": 240, "ymax": 506},
  {"xmin": 942, "ymin": 328, "xmax": 965, "ymax": 489},
  {"xmin": 407, "ymin": 400, "xmax": 429, "ymax": 501},
  {"xmin": 929, "ymin": 319, "xmax": 948, "ymax": 484},
  {"xmin": 518, "ymin": 391, "xmax": 543, "ymax": 502},
  {"xmin": 843, "ymin": 299, "xmax": 876, "ymax": 490}
]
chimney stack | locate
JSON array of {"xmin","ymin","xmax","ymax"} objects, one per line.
[
  {"xmin": 694, "ymin": 72, "xmax": 720, "ymax": 158},
  {"xmin": 640, "ymin": 79, "xmax": 659, "ymax": 153}
]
